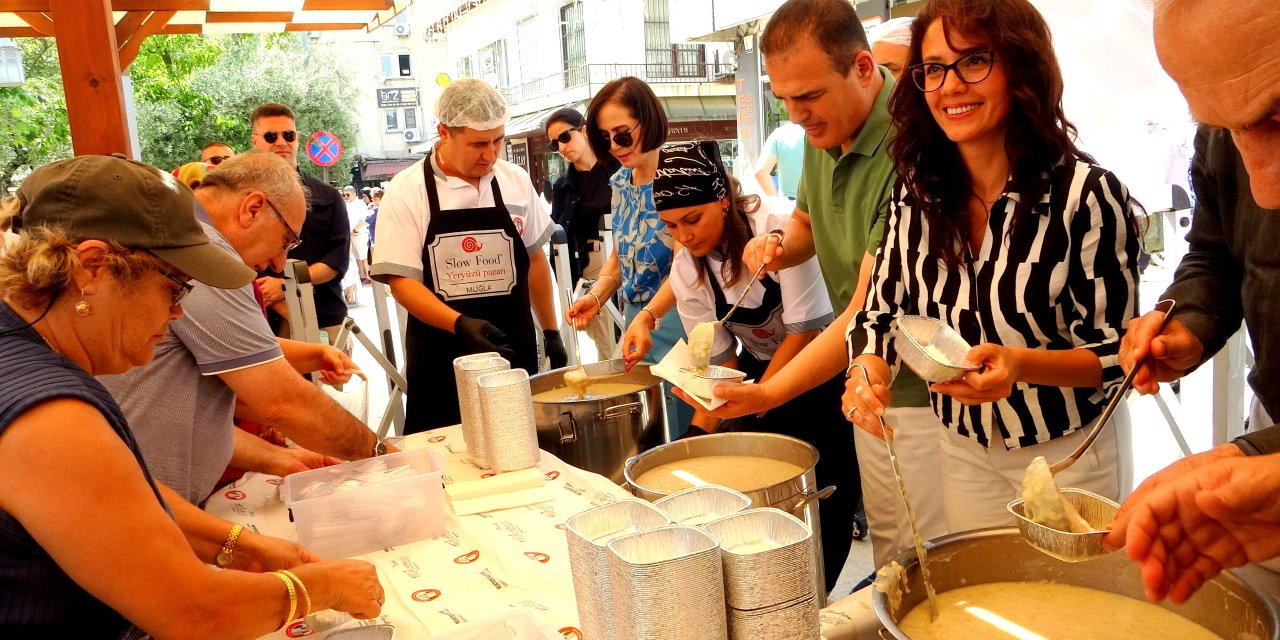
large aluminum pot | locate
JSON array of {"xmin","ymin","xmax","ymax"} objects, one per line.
[
  {"xmin": 623, "ymin": 432, "xmax": 833, "ymax": 607},
  {"xmin": 529, "ymin": 363, "xmax": 665, "ymax": 484},
  {"xmin": 872, "ymin": 528, "xmax": 1280, "ymax": 640}
]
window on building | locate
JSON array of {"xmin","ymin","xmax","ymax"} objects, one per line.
[
  {"xmin": 643, "ymin": 0, "xmax": 705, "ymax": 79},
  {"xmin": 380, "ymin": 53, "xmax": 413, "ymax": 79},
  {"xmin": 457, "ymin": 56, "xmax": 473, "ymax": 79},
  {"xmin": 404, "ymin": 108, "xmax": 418, "ymax": 129},
  {"xmin": 480, "ymin": 40, "xmax": 508, "ymax": 88},
  {"xmin": 385, "ymin": 109, "xmax": 400, "ymax": 131},
  {"xmin": 560, "ymin": 0, "xmax": 586, "ymax": 88},
  {"xmin": 517, "ymin": 17, "xmax": 537, "ymax": 88}
]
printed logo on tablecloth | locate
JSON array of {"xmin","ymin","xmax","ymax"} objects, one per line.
[
  {"xmin": 224, "ymin": 489, "xmax": 246, "ymax": 501},
  {"xmin": 524, "ymin": 551, "xmax": 551, "ymax": 563},
  {"xmin": 285, "ymin": 619, "xmax": 314, "ymax": 637},
  {"xmin": 266, "ymin": 478, "xmax": 282, "ymax": 486},
  {"xmin": 544, "ymin": 470, "xmax": 560, "ymax": 481},
  {"xmin": 480, "ymin": 568, "xmax": 508, "ymax": 590},
  {"xmin": 555, "ymin": 523, "xmax": 568, "ymax": 531},
  {"xmin": 454, "ymin": 550, "xmax": 480, "ymax": 564},
  {"xmin": 481, "ymin": 472, "xmax": 496, "ymax": 479},
  {"xmin": 412, "ymin": 588, "xmax": 442, "ymax": 602},
  {"xmin": 429, "ymin": 435, "xmax": 447, "ymax": 443},
  {"xmin": 559, "ymin": 627, "xmax": 584, "ymax": 639}
]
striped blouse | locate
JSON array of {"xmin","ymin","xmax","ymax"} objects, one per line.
[{"xmin": 847, "ymin": 158, "xmax": 1141, "ymax": 449}]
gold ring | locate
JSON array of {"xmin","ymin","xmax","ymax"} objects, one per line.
[{"xmin": 845, "ymin": 407, "xmax": 856, "ymax": 419}]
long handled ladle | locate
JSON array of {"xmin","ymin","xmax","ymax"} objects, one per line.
[
  {"xmin": 685, "ymin": 261, "xmax": 770, "ymax": 375},
  {"xmin": 1047, "ymin": 298, "xmax": 1176, "ymax": 474}
]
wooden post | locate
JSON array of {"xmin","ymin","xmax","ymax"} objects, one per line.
[{"xmin": 50, "ymin": 0, "xmax": 132, "ymax": 157}]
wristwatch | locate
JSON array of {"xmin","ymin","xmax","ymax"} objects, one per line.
[
  {"xmin": 372, "ymin": 438, "xmax": 388, "ymax": 457},
  {"xmin": 642, "ymin": 306, "xmax": 662, "ymax": 330}
]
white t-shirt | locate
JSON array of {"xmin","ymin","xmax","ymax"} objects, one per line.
[
  {"xmin": 371, "ymin": 153, "xmax": 554, "ymax": 283},
  {"xmin": 670, "ymin": 210, "xmax": 834, "ymax": 363}
]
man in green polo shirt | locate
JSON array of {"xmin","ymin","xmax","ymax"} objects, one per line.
[{"xmin": 705, "ymin": 0, "xmax": 947, "ymax": 572}]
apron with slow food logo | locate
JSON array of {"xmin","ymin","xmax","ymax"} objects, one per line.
[
  {"xmin": 404, "ymin": 152, "xmax": 537, "ymax": 433},
  {"xmin": 705, "ymin": 268, "xmax": 785, "ymax": 361}
]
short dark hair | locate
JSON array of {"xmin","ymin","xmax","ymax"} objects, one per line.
[
  {"xmin": 545, "ymin": 107, "xmax": 585, "ymax": 134},
  {"xmin": 250, "ymin": 103, "xmax": 296, "ymax": 127},
  {"xmin": 202, "ymin": 141, "xmax": 232, "ymax": 152},
  {"xmin": 760, "ymin": 0, "xmax": 870, "ymax": 76},
  {"xmin": 585, "ymin": 77, "xmax": 667, "ymax": 158}
]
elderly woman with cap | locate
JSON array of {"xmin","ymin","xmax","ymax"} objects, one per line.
[
  {"xmin": 0, "ymin": 155, "xmax": 383, "ymax": 637},
  {"xmin": 641, "ymin": 140, "xmax": 858, "ymax": 590}
]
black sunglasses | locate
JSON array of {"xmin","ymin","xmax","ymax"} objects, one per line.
[
  {"xmin": 158, "ymin": 268, "xmax": 194, "ymax": 306},
  {"xmin": 207, "ymin": 155, "xmax": 231, "ymax": 166},
  {"xmin": 258, "ymin": 130, "xmax": 297, "ymax": 144},
  {"xmin": 548, "ymin": 126, "xmax": 579, "ymax": 152},
  {"xmin": 602, "ymin": 124, "xmax": 637, "ymax": 149}
]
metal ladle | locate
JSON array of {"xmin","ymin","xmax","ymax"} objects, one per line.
[
  {"xmin": 687, "ymin": 261, "xmax": 770, "ymax": 372},
  {"xmin": 1047, "ymin": 298, "xmax": 1176, "ymax": 474}
]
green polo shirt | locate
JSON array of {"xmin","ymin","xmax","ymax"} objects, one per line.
[{"xmin": 795, "ymin": 68, "xmax": 929, "ymax": 407}]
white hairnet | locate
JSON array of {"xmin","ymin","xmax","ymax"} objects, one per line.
[
  {"xmin": 435, "ymin": 78, "xmax": 510, "ymax": 130},
  {"xmin": 868, "ymin": 17, "xmax": 914, "ymax": 47}
]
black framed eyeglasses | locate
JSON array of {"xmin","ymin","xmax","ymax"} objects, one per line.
[
  {"xmin": 909, "ymin": 50, "xmax": 996, "ymax": 93},
  {"xmin": 258, "ymin": 130, "xmax": 298, "ymax": 144},
  {"xmin": 263, "ymin": 196, "xmax": 302, "ymax": 252},
  {"xmin": 548, "ymin": 126, "xmax": 579, "ymax": 152},
  {"xmin": 158, "ymin": 269, "xmax": 194, "ymax": 306},
  {"xmin": 602, "ymin": 124, "xmax": 638, "ymax": 149},
  {"xmin": 207, "ymin": 155, "xmax": 231, "ymax": 166}
]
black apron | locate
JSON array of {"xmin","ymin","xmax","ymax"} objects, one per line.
[
  {"xmin": 706, "ymin": 266, "xmax": 858, "ymax": 590},
  {"xmin": 404, "ymin": 153, "xmax": 538, "ymax": 433}
]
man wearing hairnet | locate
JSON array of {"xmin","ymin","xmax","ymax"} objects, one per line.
[
  {"xmin": 867, "ymin": 17, "xmax": 912, "ymax": 80},
  {"xmin": 371, "ymin": 79, "xmax": 567, "ymax": 432}
]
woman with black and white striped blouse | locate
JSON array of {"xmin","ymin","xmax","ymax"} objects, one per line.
[{"xmin": 844, "ymin": 0, "xmax": 1142, "ymax": 530}]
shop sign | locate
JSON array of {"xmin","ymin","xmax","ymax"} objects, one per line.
[{"xmin": 377, "ymin": 87, "xmax": 420, "ymax": 108}]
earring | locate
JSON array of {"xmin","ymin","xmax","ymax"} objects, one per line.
[{"xmin": 75, "ymin": 291, "xmax": 91, "ymax": 317}]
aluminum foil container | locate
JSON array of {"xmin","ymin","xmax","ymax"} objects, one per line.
[
  {"xmin": 894, "ymin": 315, "xmax": 980, "ymax": 382},
  {"xmin": 1008, "ymin": 487, "xmax": 1120, "ymax": 562},
  {"xmin": 607, "ymin": 525, "xmax": 728, "ymax": 640},
  {"xmin": 703, "ymin": 508, "xmax": 815, "ymax": 610},
  {"xmin": 654, "ymin": 484, "xmax": 752, "ymax": 526},
  {"xmin": 565, "ymin": 499, "xmax": 670, "ymax": 640}
]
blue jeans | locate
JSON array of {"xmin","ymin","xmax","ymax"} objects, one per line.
[{"xmin": 624, "ymin": 301, "xmax": 694, "ymax": 439}]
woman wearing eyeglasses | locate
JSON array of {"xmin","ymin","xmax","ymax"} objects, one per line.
[
  {"xmin": 566, "ymin": 76, "xmax": 694, "ymax": 435},
  {"xmin": 545, "ymin": 108, "xmax": 620, "ymax": 285},
  {"xmin": 845, "ymin": 0, "xmax": 1142, "ymax": 531}
]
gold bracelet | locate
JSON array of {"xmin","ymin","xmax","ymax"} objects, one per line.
[
  {"xmin": 597, "ymin": 274, "xmax": 618, "ymax": 290},
  {"xmin": 586, "ymin": 291, "xmax": 602, "ymax": 308},
  {"xmin": 215, "ymin": 523, "xmax": 243, "ymax": 568},
  {"xmin": 279, "ymin": 569, "xmax": 312, "ymax": 618},
  {"xmin": 270, "ymin": 571, "xmax": 297, "ymax": 631}
]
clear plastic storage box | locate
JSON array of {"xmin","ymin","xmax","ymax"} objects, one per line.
[
  {"xmin": 426, "ymin": 609, "xmax": 562, "ymax": 640},
  {"xmin": 281, "ymin": 448, "xmax": 446, "ymax": 558}
]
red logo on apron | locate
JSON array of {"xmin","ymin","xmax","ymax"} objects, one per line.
[
  {"xmin": 224, "ymin": 490, "xmax": 246, "ymax": 501},
  {"xmin": 454, "ymin": 550, "xmax": 481, "ymax": 564},
  {"xmin": 285, "ymin": 620, "xmax": 313, "ymax": 637},
  {"xmin": 544, "ymin": 470, "xmax": 560, "ymax": 481},
  {"xmin": 752, "ymin": 328, "xmax": 775, "ymax": 339},
  {"xmin": 559, "ymin": 627, "xmax": 584, "ymax": 640},
  {"xmin": 412, "ymin": 588, "xmax": 442, "ymax": 602},
  {"xmin": 513, "ymin": 216, "xmax": 525, "ymax": 236},
  {"xmin": 524, "ymin": 551, "xmax": 551, "ymax": 563},
  {"xmin": 461, "ymin": 236, "xmax": 484, "ymax": 252},
  {"xmin": 429, "ymin": 435, "xmax": 447, "ymax": 443}
]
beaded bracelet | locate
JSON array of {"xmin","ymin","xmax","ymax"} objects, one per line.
[
  {"xmin": 270, "ymin": 571, "xmax": 297, "ymax": 631},
  {"xmin": 279, "ymin": 569, "xmax": 312, "ymax": 618}
]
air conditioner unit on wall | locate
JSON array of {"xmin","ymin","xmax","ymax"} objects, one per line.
[
  {"xmin": 403, "ymin": 128, "xmax": 422, "ymax": 142},
  {"xmin": 393, "ymin": 23, "xmax": 411, "ymax": 37}
]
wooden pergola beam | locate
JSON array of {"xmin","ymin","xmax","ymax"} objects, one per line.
[
  {"xmin": 13, "ymin": 11, "xmax": 53, "ymax": 35},
  {"xmin": 114, "ymin": 10, "xmax": 148, "ymax": 44},
  {"xmin": 50, "ymin": 0, "xmax": 132, "ymax": 156},
  {"xmin": 117, "ymin": 10, "xmax": 174, "ymax": 69}
]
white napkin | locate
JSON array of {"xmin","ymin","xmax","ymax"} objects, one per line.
[
  {"xmin": 445, "ymin": 468, "xmax": 552, "ymax": 515},
  {"xmin": 652, "ymin": 340, "xmax": 752, "ymax": 411}
]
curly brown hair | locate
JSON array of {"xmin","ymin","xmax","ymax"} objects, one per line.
[
  {"xmin": 0, "ymin": 224, "xmax": 166, "ymax": 312},
  {"xmin": 888, "ymin": 0, "xmax": 1094, "ymax": 266}
]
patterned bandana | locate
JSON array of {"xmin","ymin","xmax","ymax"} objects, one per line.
[{"xmin": 652, "ymin": 140, "xmax": 728, "ymax": 211}]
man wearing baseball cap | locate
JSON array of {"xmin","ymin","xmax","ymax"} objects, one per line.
[{"xmin": 371, "ymin": 78, "xmax": 567, "ymax": 432}]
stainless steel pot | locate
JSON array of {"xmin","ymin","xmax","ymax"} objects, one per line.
[
  {"xmin": 623, "ymin": 432, "xmax": 834, "ymax": 607},
  {"xmin": 872, "ymin": 528, "xmax": 1280, "ymax": 639},
  {"xmin": 529, "ymin": 363, "xmax": 666, "ymax": 484}
]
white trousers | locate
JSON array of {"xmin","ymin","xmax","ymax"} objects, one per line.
[
  {"xmin": 855, "ymin": 405, "xmax": 949, "ymax": 568},
  {"xmin": 938, "ymin": 406, "xmax": 1131, "ymax": 532}
]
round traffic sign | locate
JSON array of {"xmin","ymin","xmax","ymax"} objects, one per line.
[{"xmin": 307, "ymin": 131, "xmax": 342, "ymax": 167}]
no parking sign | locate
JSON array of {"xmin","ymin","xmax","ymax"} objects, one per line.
[{"xmin": 307, "ymin": 131, "xmax": 342, "ymax": 167}]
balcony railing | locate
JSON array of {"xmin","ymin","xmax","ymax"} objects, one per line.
[{"xmin": 501, "ymin": 62, "xmax": 735, "ymax": 106}]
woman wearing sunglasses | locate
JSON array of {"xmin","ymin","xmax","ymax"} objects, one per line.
[
  {"xmin": 545, "ymin": 108, "xmax": 620, "ymax": 285},
  {"xmin": 845, "ymin": 0, "xmax": 1143, "ymax": 530},
  {"xmin": 566, "ymin": 76, "xmax": 694, "ymax": 435}
]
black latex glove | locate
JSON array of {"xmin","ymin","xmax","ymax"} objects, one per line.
[
  {"xmin": 454, "ymin": 315, "xmax": 513, "ymax": 361},
  {"xmin": 543, "ymin": 329, "xmax": 568, "ymax": 370}
]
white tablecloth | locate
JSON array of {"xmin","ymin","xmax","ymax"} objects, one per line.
[{"xmin": 205, "ymin": 426, "xmax": 630, "ymax": 639}]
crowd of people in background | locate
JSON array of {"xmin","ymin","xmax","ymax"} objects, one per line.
[{"xmin": 2, "ymin": 0, "xmax": 1280, "ymax": 635}]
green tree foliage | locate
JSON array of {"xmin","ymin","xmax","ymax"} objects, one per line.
[
  {"xmin": 0, "ymin": 39, "xmax": 72, "ymax": 193},
  {"xmin": 0, "ymin": 33, "xmax": 359, "ymax": 191}
]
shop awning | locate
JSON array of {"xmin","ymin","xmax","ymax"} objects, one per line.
[
  {"xmin": 363, "ymin": 157, "xmax": 419, "ymax": 179},
  {"xmin": 504, "ymin": 102, "xmax": 584, "ymax": 140}
]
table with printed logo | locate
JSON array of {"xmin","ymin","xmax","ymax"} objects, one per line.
[{"xmin": 204, "ymin": 425, "xmax": 629, "ymax": 639}]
